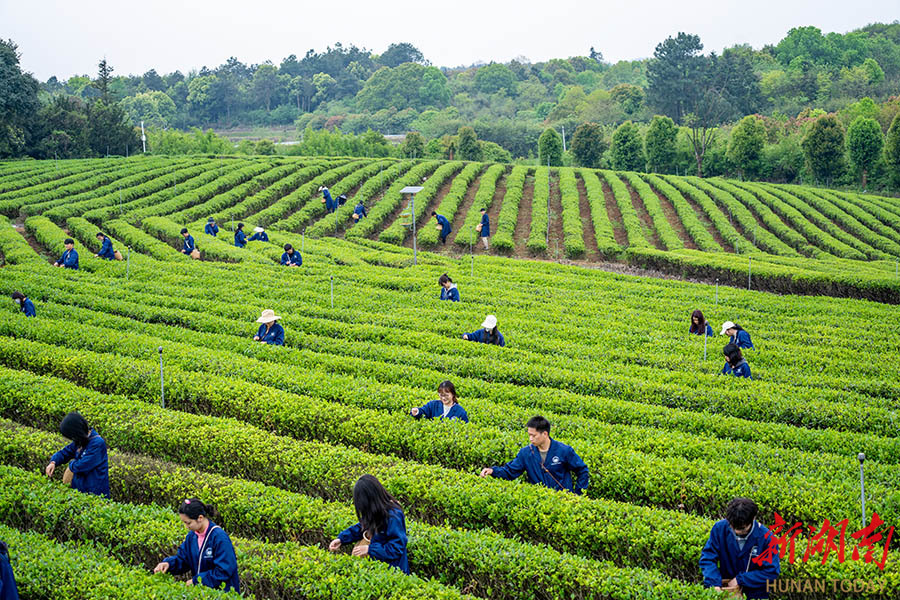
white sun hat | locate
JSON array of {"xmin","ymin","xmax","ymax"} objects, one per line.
[
  {"xmin": 256, "ymin": 309, "xmax": 282, "ymax": 323},
  {"xmin": 481, "ymin": 314, "xmax": 498, "ymax": 329},
  {"xmin": 720, "ymin": 321, "xmax": 736, "ymax": 336},
  {"xmin": 253, "ymin": 226, "xmax": 264, "ymax": 233}
]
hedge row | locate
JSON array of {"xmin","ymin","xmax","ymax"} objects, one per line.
[
  {"xmin": 558, "ymin": 167, "xmax": 586, "ymax": 258},
  {"xmin": 640, "ymin": 174, "xmax": 721, "ymax": 252},
  {"xmin": 599, "ymin": 170, "xmax": 651, "ymax": 249},
  {"xmin": 620, "ymin": 171, "xmax": 683, "ymax": 250},
  {"xmin": 525, "ymin": 166, "xmax": 550, "ymax": 252},
  {"xmin": 346, "ymin": 161, "xmax": 439, "ymax": 239},
  {"xmin": 453, "ymin": 164, "xmax": 504, "ymax": 248},
  {"xmin": 105, "ymin": 219, "xmax": 191, "ymax": 261},
  {"xmin": 143, "ymin": 216, "xmax": 273, "ymax": 264},
  {"xmin": 417, "ymin": 162, "xmax": 484, "ymax": 247},
  {"xmin": 490, "ymin": 165, "xmax": 527, "ymax": 252},
  {"xmin": 0, "ymin": 216, "xmax": 43, "ymax": 265},
  {"xmin": 579, "ymin": 169, "xmax": 621, "ymax": 255},
  {"xmin": 379, "ymin": 161, "xmax": 463, "ymax": 244}
]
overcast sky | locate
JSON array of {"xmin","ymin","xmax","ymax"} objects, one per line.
[{"xmin": 3, "ymin": 0, "xmax": 898, "ymax": 80}]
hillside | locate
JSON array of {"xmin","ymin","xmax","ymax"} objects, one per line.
[{"xmin": 0, "ymin": 156, "xmax": 898, "ymax": 599}]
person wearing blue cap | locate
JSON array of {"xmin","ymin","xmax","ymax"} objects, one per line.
[{"xmin": 204, "ymin": 217, "xmax": 219, "ymax": 237}]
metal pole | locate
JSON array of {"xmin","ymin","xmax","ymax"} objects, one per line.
[
  {"xmin": 126, "ymin": 247, "xmax": 131, "ymax": 280},
  {"xmin": 715, "ymin": 278, "xmax": 719, "ymax": 306},
  {"xmin": 748, "ymin": 257, "xmax": 752, "ymax": 290},
  {"xmin": 141, "ymin": 121, "xmax": 146, "ymax": 153},
  {"xmin": 546, "ymin": 158, "xmax": 551, "ymax": 246},
  {"xmin": 302, "ymin": 228, "xmax": 306, "ymax": 253},
  {"xmin": 859, "ymin": 453, "xmax": 866, "ymax": 527},
  {"xmin": 158, "ymin": 347, "xmax": 165, "ymax": 409},
  {"xmin": 561, "ymin": 125, "xmax": 566, "ymax": 152},
  {"xmin": 703, "ymin": 328, "xmax": 708, "ymax": 361},
  {"xmin": 330, "ymin": 275, "xmax": 334, "ymax": 309},
  {"xmin": 412, "ymin": 194, "xmax": 417, "ymax": 266}
]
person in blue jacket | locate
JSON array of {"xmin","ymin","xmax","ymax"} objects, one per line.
[
  {"xmin": 248, "ymin": 226, "xmax": 269, "ymax": 242},
  {"xmin": 204, "ymin": 217, "xmax": 219, "ymax": 237},
  {"xmin": 234, "ymin": 223, "xmax": 247, "ymax": 248},
  {"xmin": 410, "ymin": 380, "xmax": 469, "ymax": 422},
  {"xmin": 463, "ymin": 314, "xmax": 504, "ymax": 346},
  {"xmin": 329, "ymin": 475, "xmax": 409, "ymax": 574},
  {"xmin": 721, "ymin": 344, "xmax": 752, "ymax": 379},
  {"xmin": 0, "ymin": 541, "xmax": 18, "ymax": 600},
  {"xmin": 53, "ymin": 238, "xmax": 78, "ymax": 269},
  {"xmin": 699, "ymin": 497, "xmax": 780, "ymax": 599},
  {"xmin": 481, "ymin": 416, "xmax": 589, "ymax": 494},
  {"xmin": 180, "ymin": 228, "xmax": 196, "ymax": 255},
  {"xmin": 253, "ymin": 309, "xmax": 284, "ymax": 345},
  {"xmin": 721, "ymin": 321, "xmax": 754, "ymax": 349},
  {"xmin": 95, "ymin": 232, "xmax": 115, "ymax": 260},
  {"xmin": 320, "ymin": 186, "xmax": 335, "ymax": 214},
  {"xmin": 281, "ymin": 243, "xmax": 302, "ymax": 267},
  {"xmin": 689, "ymin": 309, "xmax": 714, "ymax": 336},
  {"xmin": 432, "ymin": 211, "xmax": 452, "ymax": 244},
  {"xmin": 10, "ymin": 292, "xmax": 35, "ymax": 317},
  {"xmin": 478, "ymin": 207, "xmax": 490, "ymax": 250},
  {"xmin": 154, "ymin": 498, "xmax": 240, "ymax": 592},
  {"xmin": 352, "ymin": 200, "xmax": 367, "ymax": 221},
  {"xmin": 44, "ymin": 412, "xmax": 110, "ymax": 498},
  {"xmin": 438, "ymin": 273, "xmax": 459, "ymax": 302}
]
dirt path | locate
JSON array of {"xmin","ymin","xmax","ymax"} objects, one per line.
[
  {"xmin": 479, "ymin": 171, "xmax": 508, "ymax": 255},
  {"xmin": 625, "ymin": 180, "xmax": 664, "ymax": 250},
  {"xmin": 576, "ymin": 174, "xmax": 601, "ymax": 261},
  {"xmin": 601, "ymin": 179, "xmax": 628, "ymax": 248},
  {"xmin": 678, "ymin": 188, "xmax": 733, "ymax": 252},
  {"xmin": 13, "ymin": 219, "xmax": 50, "ymax": 259},
  {"xmin": 513, "ymin": 175, "xmax": 535, "ymax": 257},
  {"xmin": 546, "ymin": 174, "xmax": 564, "ymax": 260},
  {"xmin": 402, "ymin": 178, "xmax": 456, "ymax": 249},
  {"xmin": 651, "ymin": 186, "xmax": 697, "ymax": 250},
  {"xmin": 447, "ymin": 170, "xmax": 485, "ymax": 246}
]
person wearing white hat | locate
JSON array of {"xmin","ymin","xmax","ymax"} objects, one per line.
[
  {"xmin": 320, "ymin": 186, "xmax": 335, "ymax": 214},
  {"xmin": 462, "ymin": 314, "xmax": 505, "ymax": 346},
  {"xmin": 248, "ymin": 226, "xmax": 269, "ymax": 242},
  {"xmin": 720, "ymin": 321, "xmax": 754, "ymax": 350},
  {"xmin": 253, "ymin": 309, "xmax": 284, "ymax": 346}
]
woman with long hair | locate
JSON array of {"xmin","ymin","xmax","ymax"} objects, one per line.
[
  {"xmin": 689, "ymin": 309, "xmax": 713, "ymax": 336},
  {"xmin": 721, "ymin": 343, "xmax": 752, "ymax": 379},
  {"xmin": 462, "ymin": 314, "xmax": 505, "ymax": 346},
  {"xmin": 44, "ymin": 412, "xmax": 109, "ymax": 498},
  {"xmin": 438, "ymin": 273, "xmax": 460, "ymax": 302},
  {"xmin": 153, "ymin": 498, "xmax": 240, "ymax": 592},
  {"xmin": 329, "ymin": 475, "xmax": 409, "ymax": 574},
  {"xmin": 10, "ymin": 291, "xmax": 35, "ymax": 317},
  {"xmin": 410, "ymin": 380, "xmax": 469, "ymax": 422}
]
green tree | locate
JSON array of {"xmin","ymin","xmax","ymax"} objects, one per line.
[
  {"xmin": 475, "ymin": 63, "xmax": 517, "ymax": 95},
  {"xmin": 609, "ymin": 84, "xmax": 644, "ymax": 116},
  {"xmin": 644, "ymin": 115, "xmax": 677, "ymax": 173},
  {"xmin": 92, "ymin": 58, "xmax": 115, "ymax": 103},
  {"xmin": 570, "ymin": 122, "xmax": 606, "ymax": 168},
  {"xmin": 85, "ymin": 99, "xmax": 140, "ymax": 156},
  {"xmin": 538, "ymin": 128, "xmax": 563, "ymax": 166},
  {"xmin": 0, "ymin": 39, "xmax": 40, "ymax": 157},
  {"xmin": 402, "ymin": 131, "xmax": 425, "ymax": 158},
  {"xmin": 802, "ymin": 114, "xmax": 846, "ymax": 185},
  {"xmin": 252, "ymin": 63, "xmax": 280, "ymax": 111},
  {"xmin": 611, "ymin": 121, "xmax": 645, "ymax": 171},
  {"xmin": 378, "ymin": 43, "xmax": 427, "ymax": 67},
  {"xmin": 846, "ymin": 116, "xmax": 883, "ymax": 188},
  {"xmin": 255, "ymin": 139, "xmax": 276, "ymax": 155},
  {"xmin": 121, "ymin": 91, "xmax": 176, "ymax": 128},
  {"xmin": 727, "ymin": 115, "xmax": 767, "ymax": 179},
  {"xmin": 646, "ymin": 32, "xmax": 706, "ymax": 123},
  {"xmin": 884, "ymin": 114, "xmax": 900, "ymax": 188},
  {"xmin": 356, "ymin": 64, "xmax": 449, "ymax": 112},
  {"xmin": 457, "ymin": 126, "xmax": 482, "ymax": 161}
]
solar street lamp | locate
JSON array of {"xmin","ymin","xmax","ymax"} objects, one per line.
[{"xmin": 400, "ymin": 186, "xmax": 424, "ymax": 266}]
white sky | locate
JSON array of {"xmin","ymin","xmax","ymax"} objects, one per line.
[{"xmin": 2, "ymin": 0, "xmax": 898, "ymax": 80}]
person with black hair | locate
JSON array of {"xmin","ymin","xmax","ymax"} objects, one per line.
[
  {"xmin": 720, "ymin": 321, "xmax": 754, "ymax": 349},
  {"xmin": 478, "ymin": 207, "xmax": 490, "ymax": 250},
  {"xmin": 154, "ymin": 498, "xmax": 240, "ymax": 592},
  {"xmin": 320, "ymin": 186, "xmax": 335, "ymax": 214},
  {"xmin": 438, "ymin": 273, "xmax": 459, "ymax": 302},
  {"xmin": 0, "ymin": 541, "xmax": 19, "ymax": 600},
  {"xmin": 95, "ymin": 232, "xmax": 115, "ymax": 260},
  {"xmin": 721, "ymin": 344, "xmax": 752, "ymax": 379},
  {"xmin": 352, "ymin": 199, "xmax": 367, "ymax": 221},
  {"xmin": 53, "ymin": 238, "xmax": 78, "ymax": 269},
  {"xmin": 44, "ymin": 412, "xmax": 109, "ymax": 498},
  {"xmin": 432, "ymin": 211, "xmax": 452, "ymax": 244},
  {"xmin": 689, "ymin": 309, "xmax": 714, "ymax": 336},
  {"xmin": 329, "ymin": 475, "xmax": 409, "ymax": 574},
  {"xmin": 10, "ymin": 292, "xmax": 35, "ymax": 318},
  {"xmin": 234, "ymin": 223, "xmax": 247, "ymax": 248},
  {"xmin": 280, "ymin": 243, "xmax": 302, "ymax": 267},
  {"xmin": 463, "ymin": 315, "xmax": 504, "ymax": 346},
  {"xmin": 480, "ymin": 416, "xmax": 589, "ymax": 494},
  {"xmin": 410, "ymin": 380, "xmax": 469, "ymax": 422},
  {"xmin": 700, "ymin": 497, "xmax": 780, "ymax": 599},
  {"xmin": 180, "ymin": 228, "xmax": 196, "ymax": 255}
]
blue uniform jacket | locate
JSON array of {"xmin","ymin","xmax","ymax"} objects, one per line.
[
  {"xmin": 256, "ymin": 322, "xmax": 285, "ymax": 346},
  {"xmin": 20, "ymin": 298, "xmax": 36, "ymax": 317},
  {"xmin": 722, "ymin": 359, "xmax": 752, "ymax": 379},
  {"xmin": 323, "ymin": 189, "xmax": 334, "ymax": 213},
  {"xmin": 97, "ymin": 237, "xmax": 115, "ymax": 260},
  {"xmin": 58, "ymin": 249, "xmax": 78, "ymax": 269},
  {"xmin": 354, "ymin": 203, "xmax": 367, "ymax": 218},
  {"xmin": 691, "ymin": 323, "xmax": 714, "ymax": 336},
  {"xmin": 182, "ymin": 235, "xmax": 195, "ymax": 253},
  {"xmin": 464, "ymin": 328, "xmax": 505, "ymax": 347},
  {"xmin": 491, "ymin": 439, "xmax": 590, "ymax": 494},
  {"xmin": 436, "ymin": 214, "xmax": 451, "ymax": 236},
  {"xmin": 204, "ymin": 223, "xmax": 219, "ymax": 236},
  {"xmin": 50, "ymin": 430, "xmax": 110, "ymax": 498},
  {"xmin": 248, "ymin": 231, "xmax": 269, "ymax": 242},
  {"xmin": 281, "ymin": 251, "xmax": 302, "ymax": 266},
  {"xmin": 234, "ymin": 230, "xmax": 246, "ymax": 248},
  {"xmin": 338, "ymin": 507, "xmax": 409, "ymax": 574},
  {"xmin": 480, "ymin": 213, "xmax": 490, "ymax": 237},
  {"xmin": 163, "ymin": 522, "xmax": 240, "ymax": 592},
  {"xmin": 730, "ymin": 329, "xmax": 754, "ymax": 349},
  {"xmin": 700, "ymin": 519, "xmax": 780, "ymax": 599},
  {"xmin": 0, "ymin": 550, "xmax": 18, "ymax": 600},
  {"xmin": 440, "ymin": 285, "xmax": 460, "ymax": 302},
  {"xmin": 412, "ymin": 400, "xmax": 469, "ymax": 422}
]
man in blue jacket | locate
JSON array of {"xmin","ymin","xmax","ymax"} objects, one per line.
[
  {"xmin": 180, "ymin": 228, "xmax": 196, "ymax": 255},
  {"xmin": 53, "ymin": 238, "xmax": 78, "ymax": 269},
  {"xmin": 95, "ymin": 232, "xmax": 115, "ymax": 260},
  {"xmin": 479, "ymin": 207, "xmax": 490, "ymax": 250},
  {"xmin": 432, "ymin": 211, "xmax": 452, "ymax": 244},
  {"xmin": 480, "ymin": 416, "xmax": 589, "ymax": 494},
  {"xmin": 10, "ymin": 292, "xmax": 35, "ymax": 317},
  {"xmin": 700, "ymin": 497, "xmax": 780, "ymax": 599},
  {"xmin": 204, "ymin": 217, "xmax": 219, "ymax": 237},
  {"xmin": 281, "ymin": 243, "xmax": 302, "ymax": 267}
]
